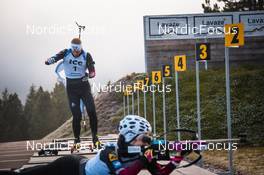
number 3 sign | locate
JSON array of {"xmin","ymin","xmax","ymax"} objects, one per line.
[{"xmin": 196, "ymin": 43, "xmax": 210, "ymax": 61}]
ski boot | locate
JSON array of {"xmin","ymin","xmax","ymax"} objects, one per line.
[
  {"xmin": 70, "ymin": 137, "xmax": 81, "ymax": 154},
  {"xmin": 93, "ymin": 135, "xmax": 102, "ymax": 150}
]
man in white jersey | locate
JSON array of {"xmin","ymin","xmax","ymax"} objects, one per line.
[{"xmin": 45, "ymin": 38, "xmax": 100, "ymax": 147}]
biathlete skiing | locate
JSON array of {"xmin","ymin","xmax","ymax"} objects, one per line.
[
  {"xmin": 3, "ymin": 115, "xmax": 184, "ymax": 175},
  {"xmin": 44, "ymin": 37, "xmax": 101, "ymax": 148}
]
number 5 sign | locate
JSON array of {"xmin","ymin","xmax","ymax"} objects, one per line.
[
  {"xmin": 162, "ymin": 65, "xmax": 173, "ymax": 77},
  {"xmin": 225, "ymin": 23, "xmax": 244, "ymax": 47},
  {"xmin": 174, "ymin": 55, "xmax": 187, "ymax": 71}
]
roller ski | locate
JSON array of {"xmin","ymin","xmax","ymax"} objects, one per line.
[
  {"xmin": 38, "ymin": 142, "xmax": 61, "ymax": 156},
  {"xmin": 38, "ymin": 149, "xmax": 58, "ymax": 156}
]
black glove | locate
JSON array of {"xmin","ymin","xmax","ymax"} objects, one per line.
[{"xmin": 45, "ymin": 60, "xmax": 49, "ymax": 65}]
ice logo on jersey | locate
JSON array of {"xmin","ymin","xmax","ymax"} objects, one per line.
[{"xmin": 69, "ymin": 59, "xmax": 83, "ymax": 66}]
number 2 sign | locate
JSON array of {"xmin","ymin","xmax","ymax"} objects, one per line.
[{"xmin": 225, "ymin": 23, "xmax": 244, "ymax": 47}]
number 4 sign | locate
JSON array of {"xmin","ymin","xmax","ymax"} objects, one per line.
[
  {"xmin": 225, "ymin": 23, "xmax": 244, "ymax": 47},
  {"xmin": 174, "ymin": 55, "xmax": 187, "ymax": 71}
]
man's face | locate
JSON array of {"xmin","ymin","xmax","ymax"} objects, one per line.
[
  {"xmin": 72, "ymin": 49, "xmax": 81, "ymax": 57},
  {"xmin": 71, "ymin": 43, "xmax": 82, "ymax": 57}
]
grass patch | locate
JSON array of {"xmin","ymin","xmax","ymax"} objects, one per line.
[
  {"xmin": 203, "ymin": 146, "xmax": 264, "ymax": 175},
  {"xmin": 133, "ymin": 65, "xmax": 264, "ymax": 145}
]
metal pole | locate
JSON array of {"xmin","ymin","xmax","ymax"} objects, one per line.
[
  {"xmin": 143, "ymin": 89, "xmax": 147, "ymax": 119},
  {"xmin": 137, "ymin": 90, "xmax": 140, "ymax": 115},
  {"xmin": 162, "ymin": 78, "xmax": 167, "ymax": 140},
  {"xmin": 225, "ymin": 47, "xmax": 233, "ymax": 175},
  {"xmin": 196, "ymin": 60, "xmax": 204, "ymax": 167},
  {"xmin": 196, "ymin": 61, "xmax": 202, "ymax": 140},
  {"xmin": 123, "ymin": 95, "xmax": 126, "ymax": 116},
  {"xmin": 132, "ymin": 92, "xmax": 134, "ymax": 115},
  {"xmin": 152, "ymin": 86, "xmax": 156, "ymax": 138},
  {"xmin": 175, "ymin": 71, "xmax": 181, "ymax": 140}
]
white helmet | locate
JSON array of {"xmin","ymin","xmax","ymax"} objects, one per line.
[{"xmin": 119, "ymin": 115, "xmax": 152, "ymax": 143}]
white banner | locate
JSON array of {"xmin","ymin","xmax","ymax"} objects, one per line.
[
  {"xmin": 239, "ymin": 13, "xmax": 264, "ymax": 36},
  {"xmin": 144, "ymin": 11, "xmax": 264, "ymax": 40},
  {"xmin": 148, "ymin": 17, "xmax": 188, "ymax": 38},
  {"xmin": 193, "ymin": 15, "xmax": 233, "ymax": 37}
]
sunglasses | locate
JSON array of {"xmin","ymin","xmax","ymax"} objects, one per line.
[
  {"xmin": 71, "ymin": 44, "xmax": 82, "ymax": 52},
  {"xmin": 137, "ymin": 133, "xmax": 152, "ymax": 144}
]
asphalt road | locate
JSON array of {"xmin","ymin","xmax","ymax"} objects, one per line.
[
  {"xmin": 0, "ymin": 141, "xmax": 34, "ymax": 170},
  {"xmin": 0, "ymin": 137, "xmax": 216, "ymax": 175}
]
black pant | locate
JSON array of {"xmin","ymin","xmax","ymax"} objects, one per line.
[
  {"xmin": 3, "ymin": 155, "xmax": 87, "ymax": 175},
  {"xmin": 66, "ymin": 78, "xmax": 97, "ymax": 141}
]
